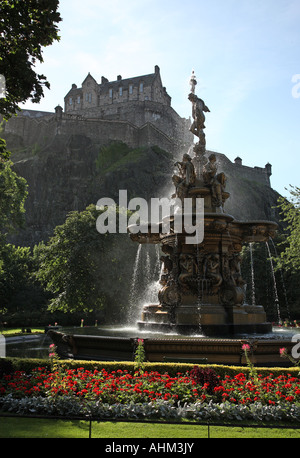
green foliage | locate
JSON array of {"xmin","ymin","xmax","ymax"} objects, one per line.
[
  {"xmin": 34, "ymin": 204, "xmax": 136, "ymax": 319},
  {"xmin": 0, "ymin": 140, "xmax": 28, "ymax": 234},
  {"xmin": 0, "ymin": 243, "xmax": 49, "ymax": 323},
  {"xmin": 0, "ymin": 0, "xmax": 62, "ymax": 119},
  {"xmin": 3, "ymin": 358, "xmax": 300, "ymax": 379},
  {"xmin": 95, "ymin": 141, "xmax": 159, "ymax": 176},
  {"xmin": 134, "ymin": 338, "xmax": 146, "ymax": 372},
  {"xmin": 95, "ymin": 141, "xmax": 131, "ymax": 172},
  {"xmin": 241, "ymin": 239, "xmax": 300, "ymax": 321},
  {"xmin": 275, "ymin": 185, "xmax": 300, "ymax": 273},
  {"xmin": 0, "ymin": 137, "xmax": 11, "ymax": 161}
]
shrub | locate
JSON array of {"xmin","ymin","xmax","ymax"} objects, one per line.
[
  {"xmin": 0, "ymin": 359, "xmax": 13, "ymax": 379},
  {"xmin": 189, "ymin": 366, "xmax": 219, "ymax": 394}
]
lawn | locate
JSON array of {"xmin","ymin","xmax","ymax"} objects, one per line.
[
  {"xmin": 0, "ymin": 416, "xmax": 300, "ymax": 438},
  {"xmin": 0, "ymin": 328, "xmax": 44, "ymax": 336}
]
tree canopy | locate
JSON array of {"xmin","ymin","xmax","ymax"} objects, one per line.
[
  {"xmin": 0, "ymin": 141, "xmax": 27, "ymax": 235},
  {"xmin": 275, "ymin": 185, "xmax": 300, "ymax": 273},
  {"xmin": 0, "ymin": 0, "xmax": 62, "ymax": 119},
  {"xmin": 34, "ymin": 205, "xmax": 137, "ymax": 320}
]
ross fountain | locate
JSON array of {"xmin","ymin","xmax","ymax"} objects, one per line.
[
  {"xmin": 49, "ymin": 72, "xmax": 297, "ymax": 366},
  {"xmin": 129, "ymin": 71, "xmax": 277, "ymax": 337}
]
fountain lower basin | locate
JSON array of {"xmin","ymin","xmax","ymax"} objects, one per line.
[{"xmin": 48, "ymin": 326, "xmax": 298, "ymax": 367}]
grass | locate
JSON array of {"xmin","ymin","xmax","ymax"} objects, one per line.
[
  {"xmin": 0, "ymin": 328, "xmax": 44, "ymax": 337},
  {"xmin": 0, "ymin": 417, "xmax": 299, "ymax": 438}
]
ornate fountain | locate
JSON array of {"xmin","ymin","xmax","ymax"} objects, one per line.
[
  {"xmin": 50, "ymin": 72, "xmax": 296, "ymax": 366},
  {"xmin": 129, "ymin": 71, "xmax": 277, "ymax": 336}
]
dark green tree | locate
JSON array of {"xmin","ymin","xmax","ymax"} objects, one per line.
[
  {"xmin": 0, "ymin": 0, "xmax": 61, "ymax": 234},
  {"xmin": 0, "ymin": 0, "xmax": 62, "ymax": 119},
  {"xmin": 241, "ymin": 237, "xmax": 300, "ymax": 322},
  {"xmin": 275, "ymin": 185, "xmax": 300, "ymax": 273},
  {"xmin": 0, "ymin": 243, "xmax": 49, "ymax": 325},
  {"xmin": 34, "ymin": 205, "xmax": 137, "ymax": 322},
  {"xmin": 0, "ymin": 139, "xmax": 28, "ymax": 235}
]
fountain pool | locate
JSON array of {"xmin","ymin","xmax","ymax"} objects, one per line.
[
  {"xmin": 46, "ymin": 325, "xmax": 300, "ymax": 366},
  {"xmin": 5, "ymin": 325, "xmax": 299, "ymax": 367}
]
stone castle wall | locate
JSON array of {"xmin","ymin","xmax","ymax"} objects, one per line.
[
  {"xmin": 2, "ymin": 109, "xmax": 272, "ymax": 190},
  {"xmin": 2, "ymin": 106, "xmax": 186, "ymax": 156},
  {"xmin": 212, "ymin": 152, "xmax": 272, "ymax": 188}
]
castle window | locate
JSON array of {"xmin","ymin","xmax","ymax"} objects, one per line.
[
  {"xmin": 86, "ymin": 93, "xmax": 92, "ymax": 103},
  {"xmin": 77, "ymin": 96, "xmax": 81, "ymax": 104},
  {"xmin": 69, "ymin": 97, "xmax": 73, "ymax": 105},
  {"xmin": 119, "ymin": 87, "xmax": 123, "ymax": 96},
  {"xmin": 129, "ymin": 84, "xmax": 133, "ymax": 94},
  {"xmin": 109, "ymin": 88, "xmax": 113, "ymax": 98},
  {"xmin": 139, "ymin": 82, "xmax": 144, "ymax": 93}
]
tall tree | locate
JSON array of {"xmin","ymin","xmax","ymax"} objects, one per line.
[
  {"xmin": 34, "ymin": 205, "xmax": 137, "ymax": 321},
  {"xmin": 276, "ymin": 185, "xmax": 300, "ymax": 273},
  {"xmin": 0, "ymin": 148, "xmax": 27, "ymax": 235},
  {"xmin": 0, "ymin": 0, "xmax": 62, "ymax": 119},
  {"xmin": 0, "ymin": 0, "xmax": 61, "ymax": 234}
]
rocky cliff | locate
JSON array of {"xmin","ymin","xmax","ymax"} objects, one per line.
[{"xmin": 4, "ymin": 130, "xmax": 282, "ymax": 247}]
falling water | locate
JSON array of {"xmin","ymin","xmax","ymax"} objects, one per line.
[
  {"xmin": 128, "ymin": 244, "xmax": 161, "ymax": 325},
  {"xmin": 128, "ymin": 244, "xmax": 142, "ymax": 323},
  {"xmin": 265, "ymin": 241, "xmax": 282, "ymax": 324},
  {"xmin": 269, "ymin": 237, "xmax": 291, "ymax": 320},
  {"xmin": 196, "ymin": 241, "xmax": 203, "ymax": 334},
  {"xmin": 154, "ymin": 244, "xmax": 161, "ymax": 278},
  {"xmin": 143, "ymin": 245, "xmax": 161, "ymax": 305},
  {"xmin": 249, "ymin": 243, "xmax": 256, "ymax": 306}
]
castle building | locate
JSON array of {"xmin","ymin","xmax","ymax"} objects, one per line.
[
  {"xmin": 64, "ymin": 65, "xmax": 171, "ymax": 116},
  {"xmin": 61, "ymin": 65, "xmax": 192, "ymax": 150}
]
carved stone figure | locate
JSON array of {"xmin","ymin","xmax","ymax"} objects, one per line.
[
  {"xmin": 203, "ymin": 154, "xmax": 227, "ymax": 208},
  {"xmin": 172, "ymin": 153, "xmax": 196, "ymax": 201},
  {"xmin": 178, "ymin": 254, "xmax": 198, "ymax": 289},
  {"xmin": 158, "ymin": 283, "xmax": 181, "ymax": 306},
  {"xmin": 160, "ymin": 255, "xmax": 173, "ymax": 274},
  {"xmin": 172, "ymin": 175, "xmax": 188, "ymax": 201},
  {"xmin": 205, "ymin": 254, "xmax": 223, "ymax": 287},
  {"xmin": 188, "ymin": 93, "xmax": 210, "ymax": 136},
  {"xmin": 160, "ymin": 255, "xmax": 173, "ymax": 285},
  {"xmin": 229, "ymin": 254, "xmax": 246, "ymax": 288},
  {"xmin": 174, "ymin": 153, "xmax": 196, "ymax": 186}
]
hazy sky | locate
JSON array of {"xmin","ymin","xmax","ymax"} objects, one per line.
[{"xmin": 22, "ymin": 0, "xmax": 300, "ymax": 198}]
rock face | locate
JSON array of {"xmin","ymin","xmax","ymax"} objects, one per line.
[
  {"xmin": 4, "ymin": 129, "xmax": 281, "ymax": 247},
  {"xmin": 8, "ymin": 135, "xmax": 174, "ymax": 246}
]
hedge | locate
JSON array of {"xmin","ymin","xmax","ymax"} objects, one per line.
[{"xmin": 1, "ymin": 357, "xmax": 299, "ymax": 378}]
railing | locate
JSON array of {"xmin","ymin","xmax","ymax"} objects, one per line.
[{"xmin": 1, "ymin": 412, "xmax": 300, "ymax": 439}]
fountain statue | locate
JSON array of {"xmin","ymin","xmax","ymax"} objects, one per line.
[{"xmin": 129, "ymin": 71, "xmax": 277, "ymax": 336}]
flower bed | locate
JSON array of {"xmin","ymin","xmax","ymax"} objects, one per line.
[
  {"xmin": 0, "ymin": 342, "xmax": 299, "ymax": 423},
  {"xmin": 0, "ymin": 366, "xmax": 300, "ymax": 407}
]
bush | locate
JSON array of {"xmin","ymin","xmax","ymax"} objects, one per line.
[
  {"xmin": 3, "ymin": 358, "xmax": 300, "ymax": 379},
  {"xmin": 0, "ymin": 359, "xmax": 13, "ymax": 378},
  {"xmin": 189, "ymin": 366, "xmax": 219, "ymax": 394}
]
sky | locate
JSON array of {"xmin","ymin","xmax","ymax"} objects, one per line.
[{"xmin": 22, "ymin": 0, "xmax": 300, "ymax": 198}]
